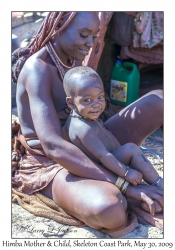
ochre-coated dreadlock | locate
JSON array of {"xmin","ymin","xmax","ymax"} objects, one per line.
[{"xmin": 12, "ymin": 12, "xmax": 77, "ymax": 83}]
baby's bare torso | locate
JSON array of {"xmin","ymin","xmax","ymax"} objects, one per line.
[{"xmin": 63, "ymin": 116, "xmax": 116, "ymax": 163}]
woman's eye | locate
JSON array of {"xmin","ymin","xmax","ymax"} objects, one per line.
[
  {"xmin": 80, "ymin": 33, "xmax": 88, "ymax": 38},
  {"xmin": 93, "ymin": 32, "xmax": 99, "ymax": 39}
]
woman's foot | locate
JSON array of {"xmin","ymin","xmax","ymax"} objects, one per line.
[
  {"xmin": 142, "ymin": 177, "xmax": 163, "ymax": 214},
  {"xmin": 141, "ymin": 200, "xmax": 163, "ymax": 214}
]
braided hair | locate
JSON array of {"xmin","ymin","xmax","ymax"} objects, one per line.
[{"xmin": 12, "ymin": 12, "xmax": 77, "ymax": 83}]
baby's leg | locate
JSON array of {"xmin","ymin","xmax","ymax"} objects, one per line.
[{"xmin": 113, "ymin": 143, "xmax": 162, "ymax": 187}]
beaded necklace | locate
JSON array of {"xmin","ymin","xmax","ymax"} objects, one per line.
[
  {"xmin": 45, "ymin": 41, "xmax": 75, "ymax": 81},
  {"xmin": 49, "ymin": 41, "xmax": 75, "ymax": 69},
  {"xmin": 45, "ymin": 41, "xmax": 75, "ymax": 114},
  {"xmin": 70, "ymin": 110, "xmax": 83, "ymax": 119}
]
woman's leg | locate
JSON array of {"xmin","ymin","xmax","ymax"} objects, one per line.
[
  {"xmin": 104, "ymin": 90, "xmax": 163, "ymax": 146},
  {"xmin": 41, "ymin": 168, "xmax": 128, "ymax": 230}
]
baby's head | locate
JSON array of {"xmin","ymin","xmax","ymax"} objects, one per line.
[{"xmin": 63, "ymin": 66, "xmax": 106, "ymax": 120}]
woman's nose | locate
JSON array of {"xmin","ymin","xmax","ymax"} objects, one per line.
[{"xmin": 86, "ymin": 37, "xmax": 94, "ymax": 47}]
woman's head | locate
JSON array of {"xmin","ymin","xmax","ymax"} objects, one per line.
[
  {"xmin": 63, "ymin": 66, "xmax": 106, "ymax": 120},
  {"xmin": 54, "ymin": 12, "xmax": 100, "ymax": 62},
  {"xmin": 12, "ymin": 12, "xmax": 100, "ymax": 84}
]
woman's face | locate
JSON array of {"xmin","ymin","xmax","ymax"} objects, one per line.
[{"xmin": 56, "ymin": 12, "xmax": 100, "ymax": 62}]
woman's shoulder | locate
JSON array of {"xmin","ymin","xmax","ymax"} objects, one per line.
[
  {"xmin": 24, "ymin": 52, "xmax": 50, "ymax": 74},
  {"xmin": 20, "ymin": 52, "xmax": 54, "ymax": 89}
]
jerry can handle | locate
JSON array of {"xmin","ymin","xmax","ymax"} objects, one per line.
[{"xmin": 122, "ymin": 62, "xmax": 137, "ymax": 71}]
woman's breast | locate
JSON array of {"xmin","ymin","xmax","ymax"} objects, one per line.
[{"xmin": 52, "ymin": 84, "xmax": 70, "ymax": 121}]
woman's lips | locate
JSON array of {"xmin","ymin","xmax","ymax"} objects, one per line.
[{"xmin": 79, "ymin": 48, "xmax": 89, "ymax": 55}]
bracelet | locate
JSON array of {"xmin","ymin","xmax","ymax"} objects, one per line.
[
  {"xmin": 115, "ymin": 177, "xmax": 125, "ymax": 190},
  {"xmin": 152, "ymin": 176, "xmax": 162, "ymax": 186},
  {"xmin": 121, "ymin": 180, "xmax": 129, "ymax": 194},
  {"xmin": 123, "ymin": 166, "xmax": 130, "ymax": 179}
]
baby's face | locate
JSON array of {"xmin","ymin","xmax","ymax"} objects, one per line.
[{"xmin": 73, "ymin": 77, "xmax": 106, "ymax": 120}]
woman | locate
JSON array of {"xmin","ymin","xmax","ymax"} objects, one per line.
[{"xmin": 12, "ymin": 12, "xmax": 163, "ymax": 236}]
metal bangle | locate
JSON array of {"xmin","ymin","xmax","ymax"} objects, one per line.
[
  {"xmin": 121, "ymin": 180, "xmax": 129, "ymax": 194},
  {"xmin": 115, "ymin": 177, "xmax": 125, "ymax": 190},
  {"xmin": 123, "ymin": 166, "xmax": 130, "ymax": 179}
]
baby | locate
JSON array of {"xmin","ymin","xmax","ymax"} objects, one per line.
[{"xmin": 62, "ymin": 66, "xmax": 163, "ymax": 189}]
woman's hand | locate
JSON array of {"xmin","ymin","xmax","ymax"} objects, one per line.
[{"xmin": 125, "ymin": 183, "xmax": 163, "ymax": 215}]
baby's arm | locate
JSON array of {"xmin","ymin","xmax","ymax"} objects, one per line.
[{"xmin": 78, "ymin": 124, "xmax": 141, "ymax": 185}]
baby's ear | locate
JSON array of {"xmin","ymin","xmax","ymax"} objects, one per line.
[{"xmin": 66, "ymin": 96, "xmax": 75, "ymax": 109}]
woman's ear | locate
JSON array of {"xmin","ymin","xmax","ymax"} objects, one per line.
[{"xmin": 66, "ymin": 96, "xmax": 75, "ymax": 110}]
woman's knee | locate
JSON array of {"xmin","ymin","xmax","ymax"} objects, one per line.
[
  {"xmin": 139, "ymin": 89, "xmax": 163, "ymax": 127},
  {"xmin": 145, "ymin": 89, "xmax": 163, "ymax": 111},
  {"xmin": 85, "ymin": 192, "xmax": 127, "ymax": 230},
  {"xmin": 149, "ymin": 89, "xmax": 163, "ymax": 100},
  {"xmin": 52, "ymin": 170, "xmax": 128, "ymax": 230}
]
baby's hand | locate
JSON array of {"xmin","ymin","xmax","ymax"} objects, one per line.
[{"xmin": 125, "ymin": 168, "xmax": 142, "ymax": 186}]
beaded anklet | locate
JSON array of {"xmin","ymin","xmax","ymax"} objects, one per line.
[{"xmin": 152, "ymin": 176, "xmax": 162, "ymax": 186}]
